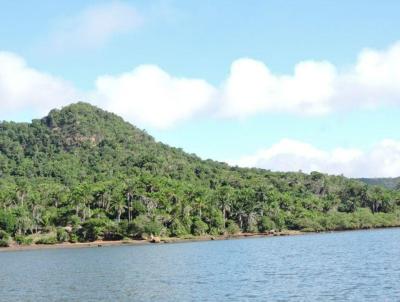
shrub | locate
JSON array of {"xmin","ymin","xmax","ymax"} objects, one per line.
[
  {"xmin": 0, "ymin": 230, "xmax": 10, "ymax": 240},
  {"xmin": 170, "ymin": 219, "xmax": 190, "ymax": 237},
  {"xmin": 144, "ymin": 220, "xmax": 164, "ymax": 237},
  {"xmin": 0, "ymin": 210, "xmax": 16, "ymax": 234},
  {"xmin": 78, "ymin": 218, "xmax": 110, "ymax": 241},
  {"xmin": 208, "ymin": 227, "xmax": 223, "ymax": 236},
  {"xmin": 352, "ymin": 208, "xmax": 375, "ymax": 229},
  {"xmin": 258, "ymin": 216, "xmax": 276, "ymax": 232},
  {"xmin": 15, "ymin": 235, "xmax": 33, "ymax": 245},
  {"xmin": 0, "ymin": 239, "xmax": 9, "ymax": 247},
  {"xmin": 191, "ymin": 218, "xmax": 208, "ymax": 236},
  {"xmin": 68, "ymin": 215, "xmax": 81, "ymax": 227},
  {"xmin": 36, "ymin": 236, "xmax": 58, "ymax": 245},
  {"xmin": 328, "ymin": 212, "xmax": 354, "ymax": 230},
  {"xmin": 76, "ymin": 218, "xmax": 124, "ymax": 241},
  {"xmin": 131, "ymin": 215, "xmax": 149, "ymax": 237},
  {"xmin": 270, "ymin": 211, "xmax": 287, "ymax": 231},
  {"xmin": 103, "ymin": 223, "xmax": 124, "ymax": 241},
  {"xmin": 117, "ymin": 220, "xmax": 129, "ymax": 237},
  {"xmin": 226, "ymin": 220, "xmax": 240, "ymax": 235},
  {"xmin": 56, "ymin": 228, "xmax": 69, "ymax": 243},
  {"xmin": 208, "ymin": 208, "xmax": 225, "ymax": 233},
  {"xmin": 69, "ymin": 233, "xmax": 78, "ymax": 243},
  {"xmin": 292, "ymin": 215, "xmax": 324, "ymax": 232},
  {"xmin": 130, "ymin": 215, "xmax": 164, "ymax": 238}
]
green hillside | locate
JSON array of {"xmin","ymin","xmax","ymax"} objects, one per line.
[
  {"xmin": 358, "ymin": 177, "xmax": 400, "ymax": 190},
  {"xmin": 1, "ymin": 103, "xmax": 400, "ymax": 246}
]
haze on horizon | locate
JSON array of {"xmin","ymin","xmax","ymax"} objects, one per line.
[{"xmin": 1, "ymin": 0, "xmax": 400, "ymax": 178}]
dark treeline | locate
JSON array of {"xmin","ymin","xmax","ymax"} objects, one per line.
[{"xmin": 1, "ymin": 103, "xmax": 400, "ymax": 246}]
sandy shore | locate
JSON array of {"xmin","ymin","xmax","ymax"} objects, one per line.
[{"xmin": 0, "ymin": 230, "xmax": 303, "ymax": 252}]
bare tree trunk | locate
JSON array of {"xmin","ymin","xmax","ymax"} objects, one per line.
[{"xmin": 129, "ymin": 201, "xmax": 132, "ymax": 222}]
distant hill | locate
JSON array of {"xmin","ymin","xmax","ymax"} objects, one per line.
[
  {"xmin": 1, "ymin": 102, "xmax": 400, "ymax": 246},
  {"xmin": 357, "ymin": 178, "xmax": 400, "ymax": 190}
]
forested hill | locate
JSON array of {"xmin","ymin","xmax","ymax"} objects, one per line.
[
  {"xmin": 1, "ymin": 102, "xmax": 400, "ymax": 246},
  {"xmin": 358, "ymin": 177, "xmax": 400, "ymax": 190}
]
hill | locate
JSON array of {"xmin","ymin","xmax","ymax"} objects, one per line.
[
  {"xmin": 358, "ymin": 177, "xmax": 400, "ymax": 190},
  {"xmin": 1, "ymin": 102, "xmax": 400, "ymax": 246}
]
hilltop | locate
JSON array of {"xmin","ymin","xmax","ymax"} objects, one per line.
[{"xmin": 0, "ymin": 102, "xmax": 399, "ymax": 246}]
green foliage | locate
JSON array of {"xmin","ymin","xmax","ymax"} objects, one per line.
[
  {"xmin": 0, "ymin": 239, "xmax": 9, "ymax": 247},
  {"xmin": 56, "ymin": 228, "xmax": 69, "ymax": 243},
  {"xmin": 69, "ymin": 233, "xmax": 78, "ymax": 243},
  {"xmin": 78, "ymin": 218, "xmax": 110, "ymax": 242},
  {"xmin": 170, "ymin": 219, "xmax": 190, "ymax": 237},
  {"xmin": 0, "ymin": 103, "xmax": 399, "ymax": 245},
  {"xmin": 130, "ymin": 215, "xmax": 164, "ymax": 238},
  {"xmin": 14, "ymin": 235, "xmax": 33, "ymax": 245},
  {"xmin": 191, "ymin": 217, "xmax": 208, "ymax": 236},
  {"xmin": 226, "ymin": 220, "xmax": 240, "ymax": 235},
  {"xmin": 36, "ymin": 236, "xmax": 58, "ymax": 245},
  {"xmin": 0, "ymin": 210, "xmax": 16, "ymax": 234},
  {"xmin": 358, "ymin": 177, "xmax": 400, "ymax": 190},
  {"xmin": 130, "ymin": 215, "xmax": 150, "ymax": 238},
  {"xmin": 0, "ymin": 230, "xmax": 10, "ymax": 240},
  {"xmin": 0, "ymin": 231, "xmax": 11, "ymax": 250},
  {"xmin": 258, "ymin": 216, "xmax": 276, "ymax": 232}
]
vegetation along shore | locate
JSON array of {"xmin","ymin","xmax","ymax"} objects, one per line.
[{"xmin": 1, "ymin": 103, "xmax": 400, "ymax": 250}]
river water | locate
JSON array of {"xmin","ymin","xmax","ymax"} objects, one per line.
[{"xmin": 1, "ymin": 228, "xmax": 399, "ymax": 301}]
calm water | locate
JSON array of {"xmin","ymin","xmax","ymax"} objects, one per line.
[{"xmin": 1, "ymin": 229, "xmax": 400, "ymax": 301}]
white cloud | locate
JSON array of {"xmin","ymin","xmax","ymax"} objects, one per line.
[
  {"xmin": 48, "ymin": 2, "xmax": 142, "ymax": 51},
  {"xmin": 219, "ymin": 58, "xmax": 336, "ymax": 117},
  {"xmin": 0, "ymin": 52, "xmax": 78, "ymax": 117},
  {"xmin": 2, "ymin": 45, "xmax": 400, "ymax": 176},
  {"xmin": 2, "ymin": 42, "xmax": 400, "ymax": 128},
  {"xmin": 219, "ymin": 42, "xmax": 400, "ymax": 117},
  {"xmin": 232, "ymin": 139, "xmax": 400, "ymax": 178},
  {"xmin": 0, "ymin": 52, "xmax": 215, "ymax": 128},
  {"xmin": 94, "ymin": 65, "xmax": 216, "ymax": 128}
]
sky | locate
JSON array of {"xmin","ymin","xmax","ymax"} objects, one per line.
[{"xmin": 1, "ymin": 0, "xmax": 400, "ymax": 178}]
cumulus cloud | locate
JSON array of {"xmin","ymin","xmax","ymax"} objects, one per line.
[
  {"xmin": 219, "ymin": 42, "xmax": 400, "ymax": 117},
  {"xmin": 0, "ymin": 52, "xmax": 78, "ymax": 118},
  {"xmin": 232, "ymin": 139, "xmax": 400, "ymax": 178},
  {"xmin": 2, "ymin": 42, "xmax": 400, "ymax": 128},
  {"xmin": 0, "ymin": 52, "xmax": 215, "ymax": 128},
  {"xmin": 48, "ymin": 2, "xmax": 142, "ymax": 51},
  {"xmin": 91, "ymin": 41, "xmax": 400, "ymax": 128},
  {"xmin": 94, "ymin": 65, "xmax": 216, "ymax": 128},
  {"xmin": 219, "ymin": 58, "xmax": 336, "ymax": 117},
  {"xmin": 2, "ymin": 44, "xmax": 400, "ymax": 176}
]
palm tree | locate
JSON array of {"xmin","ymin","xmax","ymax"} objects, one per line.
[
  {"xmin": 215, "ymin": 187, "xmax": 233, "ymax": 228},
  {"xmin": 32, "ymin": 204, "xmax": 44, "ymax": 233},
  {"xmin": 124, "ymin": 180, "xmax": 136, "ymax": 222},
  {"xmin": 71, "ymin": 183, "xmax": 93, "ymax": 221},
  {"xmin": 113, "ymin": 199, "xmax": 126, "ymax": 223}
]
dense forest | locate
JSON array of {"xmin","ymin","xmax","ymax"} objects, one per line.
[{"xmin": 1, "ymin": 103, "xmax": 400, "ymax": 247}]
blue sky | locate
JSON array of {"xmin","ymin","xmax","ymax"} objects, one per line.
[{"xmin": 1, "ymin": 1, "xmax": 400, "ymax": 177}]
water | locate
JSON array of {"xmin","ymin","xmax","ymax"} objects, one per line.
[{"xmin": 1, "ymin": 228, "xmax": 400, "ymax": 301}]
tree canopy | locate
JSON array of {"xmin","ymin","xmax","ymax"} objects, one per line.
[{"xmin": 1, "ymin": 102, "xmax": 399, "ymax": 245}]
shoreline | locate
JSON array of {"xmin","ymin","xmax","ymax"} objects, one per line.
[
  {"xmin": 1, "ymin": 227, "xmax": 399, "ymax": 253},
  {"xmin": 0, "ymin": 230, "xmax": 303, "ymax": 252}
]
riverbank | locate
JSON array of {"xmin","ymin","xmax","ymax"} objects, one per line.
[{"xmin": 0, "ymin": 230, "xmax": 303, "ymax": 252}]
